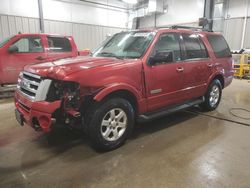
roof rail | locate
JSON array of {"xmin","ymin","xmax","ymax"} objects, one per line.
[{"xmin": 170, "ymin": 25, "xmax": 213, "ymax": 32}]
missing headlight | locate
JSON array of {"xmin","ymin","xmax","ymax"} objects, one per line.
[{"xmin": 46, "ymin": 80, "xmax": 80, "ymax": 106}]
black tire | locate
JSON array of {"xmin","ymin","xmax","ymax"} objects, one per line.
[
  {"xmin": 86, "ymin": 98, "xmax": 135, "ymax": 151},
  {"xmin": 200, "ymin": 79, "xmax": 222, "ymax": 111}
]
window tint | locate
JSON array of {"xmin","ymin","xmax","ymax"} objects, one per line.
[
  {"xmin": 47, "ymin": 37, "xmax": 72, "ymax": 52},
  {"xmin": 182, "ymin": 33, "xmax": 208, "ymax": 59},
  {"xmin": 13, "ymin": 37, "xmax": 43, "ymax": 53},
  {"xmin": 207, "ymin": 35, "xmax": 231, "ymax": 58},
  {"xmin": 153, "ymin": 33, "xmax": 181, "ymax": 61}
]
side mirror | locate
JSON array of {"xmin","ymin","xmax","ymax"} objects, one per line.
[
  {"xmin": 149, "ymin": 51, "xmax": 174, "ymax": 65},
  {"xmin": 8, "ymin": 45, "xmax": 18, "ymax": 53},
  {"xmin": 79, "ymin": 49, "xmax": 91, "ymax": 56}
]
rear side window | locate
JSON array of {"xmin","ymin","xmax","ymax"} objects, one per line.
[
  {"xmin": 182, "ymin": 33, "xmax": 208, "ymax": 59},
  {"xmin": 47, "ymin": 37, "xmax": 72, "ymax": 52},
  {"xmin": 207, "ymin": 35, "xmax": 231, "ymax": 58}
]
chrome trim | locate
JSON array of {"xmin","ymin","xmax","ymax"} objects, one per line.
[
  {"xmin": 17, "ymin": 89, "xmax": 35, "ymax": 101},
  {"xmin": 17, "ymin": 71, "xmax": 51, "ymax": 102},
  {"xmin": 23, "ymin": 71, "xmax": 41, "ymax": 80},
  {"xmin": 21, "ymin": 85, "xmax": 37, "ymax": 94},
  {"xmin": 35, "ymin": 79, "xmax": 52, "ymax": 101},
  {"xmin": 150, "ymin": 89, "xmax": 162, "ymax": 94},
  {"xmin": 22, "ymin": 77, "xmax": 40, "ymax": 86}
]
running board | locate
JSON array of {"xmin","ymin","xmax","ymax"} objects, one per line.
[{"xmin": 137, "ymin": 97, "xmax": 204, "ymax": 122}]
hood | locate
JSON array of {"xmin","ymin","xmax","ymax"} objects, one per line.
[{"xmin": 25, "ymin": 56, "xmax": 132, "ymax": 80}]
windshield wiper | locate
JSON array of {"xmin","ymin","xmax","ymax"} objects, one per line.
[{"xmin": 97, "ymin": 52, "xmax": 123, "ymax": 59}]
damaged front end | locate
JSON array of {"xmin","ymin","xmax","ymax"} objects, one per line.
[
  {"xmin": 46, "ymin": 80, "xmax": 94, "ymax": 131},
  {"xmin": 15, "ymin": 71, "xmax": 98, "ymax": 133}
]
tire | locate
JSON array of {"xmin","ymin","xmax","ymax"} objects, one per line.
[
  {"xmin": 87, "ymin": 98, "xmax": 135, "ymax": 151},
  {"xmin": 200, "ymin": 79, "xmax": 222, "ymax": 111}
]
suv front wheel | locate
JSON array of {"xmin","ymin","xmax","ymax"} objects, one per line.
[
  {"xmin": 87, "ymin": 98, "xmax": 135, "ymax": 151},
  {"xmin": 200, "ymin": 79, "xmax": 222, "ymax": 111}
]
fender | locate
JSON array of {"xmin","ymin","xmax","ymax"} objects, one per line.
[
  {"xmin": 93, "ymin": 83, "xmax": 142, "ymax": 102},
  {"xmin": 207, "ymin": 69, "xmax": 225, "ymax": 89}
]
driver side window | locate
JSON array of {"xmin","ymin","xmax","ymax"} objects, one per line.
[
  {"xmin": 12, "ymin": 37, "xmax": 43, "ymax": 53},
  {"xmin": 153, "ymin": 33, "xmax": 181, "ymax": 62}
]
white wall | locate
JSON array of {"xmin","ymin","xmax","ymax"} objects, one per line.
[
  {"xmin": 0, "ymin": 0, "xmax": 39, "ymax": 18},
  {"xmin": 42, "ymin": 0, "xmax": 129, "ymax": 28},
  {"xmin": 223, "ymin": 0, "xmax": 250, "ymax": 50},
  {"xmin": 0, "ymin": 0, "xmax": 128, "ymax": 50},
  {"xmin": 138, "ymin": 0, "xmax": 205, "ymax": 28},
  {"xmin": 0, "ymin": 0, "xmax": 129, "ymax": 28},
  {"xmin": 226, "ymin": 0, "xmax": 249, "ymax": 18}
]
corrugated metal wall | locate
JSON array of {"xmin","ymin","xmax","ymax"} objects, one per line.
[
  {"xmin": 223, "ymin": 18, "xmax": 244, "ymax": 50},
  {"xmin": 44, "ymin": 19, "xmax": 124, "ymax": 50},
  {"xmin": 0, "ymin": 14, "xmax": 124, "ymax": 50},
  {"xmin": 222, "ymin": 18, "xmax": 250, "ymax": 50},
  {"xmin": 243, "ymin": 18, "xmax": 250, "ymax": 48},
  {"xmin": 0, "ymin": 15, "xmax": 40, "ymax": 39}
]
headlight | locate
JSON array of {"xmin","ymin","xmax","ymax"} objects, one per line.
[
  {"xmin": 17, "ymin": 72, "xmax": 23, "ymax": 89},
  {"xmin": 62, "ymin": 82, "xmax": 81, "ymax": 110},
  {"xmin": 46, "ymin": 80, "xmax": 80, "ymax": 108}
]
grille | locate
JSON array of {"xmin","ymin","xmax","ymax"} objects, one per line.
[
  {"xmin": 19, "ymin": 101, "xmax": 31, "ymax": 112},
  {"xmin": 17, "ymin": 72, "xmax": 41, "ymax": 100},
  {"xmin": 17, "ymin": 71, "xmax": 52, "ymax": 101}
]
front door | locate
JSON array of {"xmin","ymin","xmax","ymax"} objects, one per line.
[
  {"xmin": 143, "ymin": 32, "xmax": 186, "ymax": 112},
  {"xmin": 2, "ymin": 36, "xmax": 46, "ymax": 84}
]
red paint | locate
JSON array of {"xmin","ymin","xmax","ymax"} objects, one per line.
[
  {"xmin": 14, "ymin": 29, "xmax": 233, "ymax": 132},
  {"xmin": 0, "ymin": 33, "xmax": 79, "ymax": 85}
]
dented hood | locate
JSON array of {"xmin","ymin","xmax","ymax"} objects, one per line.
[{"xmin": 24, "ymin": 56, "xmax": 130, "ymax": 79}]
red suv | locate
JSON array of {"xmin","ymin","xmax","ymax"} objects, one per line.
[{"xmin": 14, "ymin": 27, "xmax": 233, "ymax": 150}]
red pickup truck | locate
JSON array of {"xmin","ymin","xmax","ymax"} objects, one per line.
[
  {"xmin": 0, "ymin": 33, "xmax": 82, "ymax": 85},
  {"xmin": 14, "ymin": 27, "xmax": 233, "ymax": 151}
]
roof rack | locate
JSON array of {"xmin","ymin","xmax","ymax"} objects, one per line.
[{"xmin": 170, "ymin": 25, "xmax": 213, "ymax": 32}]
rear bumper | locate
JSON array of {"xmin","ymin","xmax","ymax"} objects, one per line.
[
  {"xmin": 14, "ymin": 90, "xmax": 61, "ymax": 132},
  {"xmin": 224, "ymin": 75, "xmax": 233, "ymax": 88}
]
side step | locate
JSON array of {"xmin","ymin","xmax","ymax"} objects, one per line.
[{"xmin": 137, "ymin": 97, "xmax": 204, "ymax": 122}]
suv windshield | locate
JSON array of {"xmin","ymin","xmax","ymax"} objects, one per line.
[
  {"xmin": 92, "ymin": 31, "xmax": 155, "ymax": 59},
  {"xmin": 0, "ymin": 36, "xmax": 13, "ymax": 48}
]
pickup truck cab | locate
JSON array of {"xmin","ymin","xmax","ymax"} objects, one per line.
[
  {"xmin": 0, "ymin": 33, "xmax": 78, "ymax": 85},
  {"xmin": 14, "ymin": 27, "xmax": 233, "ymax": 151}
]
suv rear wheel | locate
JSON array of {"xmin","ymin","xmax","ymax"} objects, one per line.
[
  {"xmin": 200, "ymin": 79, "xmax": 222, "ymax": 111},
  {"xmin": 87, "ymin": 98, "xmax": 135, "ymax": 151}
]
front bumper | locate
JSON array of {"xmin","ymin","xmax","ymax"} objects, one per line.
[{"xmin": 14, "ymin": 90, "xmax": 61, "ymax": 132}]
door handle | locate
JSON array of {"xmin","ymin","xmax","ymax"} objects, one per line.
[
  {"xmin": 207, "ymin": 63, "xmax": 213, "ymax": 68},
  {"xmin": 176, "ymin": 67, "xmax": 184, "ymax": 72},
  {"xmin": 36, "ymin": 56, "xmax": 46, "ymax": 61}
]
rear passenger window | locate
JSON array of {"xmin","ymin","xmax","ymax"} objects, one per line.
[
  {"xmin": 47, "ymin": 37, "xmax": 72, "ymax": 52},
  {"xmin": 207, "ymin": 35, "xmax": 231, "ymax": 58},
  {"xmin": 182, "ymin": 33, "xmax": 208, "ymax": 59}
]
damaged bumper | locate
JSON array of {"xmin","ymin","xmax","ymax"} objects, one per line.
[{"xmin": 15, "ymin": 91, "xmax": 61, "ymax": 132}]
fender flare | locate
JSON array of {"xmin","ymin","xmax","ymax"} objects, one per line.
[
  {"xmin": 207, "ymin": 71, "xmax": 225, "ymax": 89},
  {"xmin": 93, "ymin": 83, "xmax": 141, "ymax": 102}
]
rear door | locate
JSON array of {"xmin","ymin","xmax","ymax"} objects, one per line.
[
  {"xmin": 206, "ymin": 34, "xmax": 233, "ymax": 87},
  {"xmin": 46, "ymin": 36, "xmax": 75, "ymax": 61},
  {"xmin": 180, "ymin": 33, "xmax": 213, "ymax": 99},
  {"xmin": 1, "ymin": 36, "xmax": 46, "ymax": 84},
  {"xmin": 144, "ymin": 32, "xmax": 187, "ymax": 111}
]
